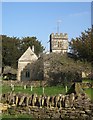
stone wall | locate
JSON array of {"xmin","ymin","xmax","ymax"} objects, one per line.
[
  {"xmin": 2, "ymin": 80, "xmax": 47, "ymax": 87},
  {"xmin": 1, "ymin": 92, "xmax": 93, "ymax": 119},
  {"xmin": 80, "ymin": 83, "xmax": 93, "ymax": 88}
]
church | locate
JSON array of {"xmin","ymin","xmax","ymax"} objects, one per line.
[{"xmin": 17, "ymin": 32, "xmax": 68, "ymax": 81}]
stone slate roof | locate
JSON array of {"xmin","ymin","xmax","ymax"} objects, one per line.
[{"xmin": 18, "ymin": 47, "xmax": 38, "ymax": 62}]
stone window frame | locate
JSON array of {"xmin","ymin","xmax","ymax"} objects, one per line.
[{"xmin": 25, "ymin": 70, "xmax": 30, "ymax": 78}]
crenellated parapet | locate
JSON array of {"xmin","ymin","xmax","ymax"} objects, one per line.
[
  {"xmin": 51, "ymin": 33, "xmax": 68, "ymax": 39},
  {"xmin": 50, "ymin": 32, "xmax": 68, "ymax": 53}
]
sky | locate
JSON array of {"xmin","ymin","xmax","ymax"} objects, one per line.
[
  {"xmin": 2, "ymin": 2, "xmax": 91, "ymax": 51},
  {"xmin": 92, "ymin": 1, "xmax": 93, "ymax": 26}
]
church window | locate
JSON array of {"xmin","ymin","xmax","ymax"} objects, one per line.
[{"xmin": 26, "ymin": 71, "xmax": 30, "ymax": 78}]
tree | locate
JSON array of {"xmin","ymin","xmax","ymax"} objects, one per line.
[
  {"xmin": 43, "ymin": 53, "xmax": 91, "ymax": 86},
  {"xmin": 2, "ymin": 35, "xmax": 44, "ymax": 69},
  {"xmin": 20, "ymin": 36, "xmax": 44, "ymax": 56},
  {"xmin": 69, "ymin": 28, "xmax": 93, "ymax": 63},
  {"xmin": 2, "ymin": 35, "xmax": 21, "ymax": 69}
]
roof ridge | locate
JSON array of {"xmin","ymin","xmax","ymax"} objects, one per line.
[{"xmin": 18, "ymin": 47, "xmax": 38, "ymax": 61}]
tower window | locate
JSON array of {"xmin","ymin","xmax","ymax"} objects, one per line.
[{"xmin": 58, "ymin": 42, "xmax": 60, "ymax": 47}]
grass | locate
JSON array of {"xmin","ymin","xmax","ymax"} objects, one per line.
[
  {"xmin": 84, "ymin": 88, "xmax": 93, "ymax": 101},
  {"xmin": 82, "ymin": 79, "xmax": 93, "ymax": 83},
  {"xmin": 2, "ymin": 83, "xmax": 93, "ymax": 100},
  {"xmin": 1, "ymin": 113, "xmax": 33, "ymax": 119},
  {"xmin": 2, "ymin": 85, "xmax": 66, "ymax": 96}
]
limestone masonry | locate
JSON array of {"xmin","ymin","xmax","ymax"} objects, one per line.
[{"xmin": 50, "ymin": 33, "xmax": 68, "ymax": 53}]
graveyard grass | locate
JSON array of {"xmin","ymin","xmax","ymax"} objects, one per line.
[
  {"xmin": 84, "ymin": 88, "xmax": 93, "ymax": 100},
  {"xmin": 2, "ymin": 85, "xmax": 66, "ymax": 96},
  {"xmin": 2, "ymin": 84, "xmax": 93, "ymax": 100},
  {"xmin": 1, "ymin": 113, "xmax": 33, "ymax": 119}
]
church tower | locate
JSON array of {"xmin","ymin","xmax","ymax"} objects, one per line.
[{"xmin": 50, "ymin": 33, "xmax": 68, "ymax": 53}]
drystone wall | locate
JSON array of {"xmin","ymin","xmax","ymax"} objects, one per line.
[{"xmin": 1, "ymin": 92, "xmax": 93, "ymax": 119}]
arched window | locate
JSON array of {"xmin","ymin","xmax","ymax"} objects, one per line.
[{"xmin": 26, "ymin": 71, "xmax": 30, "ymax": 78}]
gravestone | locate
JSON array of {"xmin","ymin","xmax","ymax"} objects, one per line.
[
  {"xmin": 10, "ymin": 84, "xmax": 14, "ymax": 92},
  {"xmin": 31, "ymin": 86, "xmax": 33, "ymax": 91},
  {"xmin": 24, "ymin": 85, "xmax": 26, "ymax": 90},
  {"xmin": 67, "ymin": 83, "xmax": 85, "ymax": 97}
]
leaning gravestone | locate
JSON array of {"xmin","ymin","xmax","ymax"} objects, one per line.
[{"xmin": 67, "ymin": 83, "xmax": 85, "ymax": 97}]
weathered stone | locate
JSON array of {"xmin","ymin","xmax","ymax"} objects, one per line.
[
  {"xmin": 85, "ymin": 109, "xmax": 92, "ymax": 115},
  {"xmin": 1, "ymin": 92, "xmax": 93, "ymax": 119},
  {"xmin": 19, "ymin": 96, "xmax": 25, "ymax": 106},
  {"xmin": 65, "ymin": 95, "xmax": 70, "ymax": 108},
  {"xmin": 80, "ymin": 111, "xmax": 85, "ymax": 114},
  {"xmin": 69, "ymin": 93, "xmax": 75, "ymax": 107}
]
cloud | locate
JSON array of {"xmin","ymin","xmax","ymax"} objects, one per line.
[{"xmin": 69, "ymin": 11, "xmax": 90, "ymax": 17}]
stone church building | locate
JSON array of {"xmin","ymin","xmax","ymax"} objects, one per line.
[
  {"xmin": 17, "ymin": 46, "xmax": 38, "ymax": 81},
  {"xmin": 17, "ymin": 32, "xmax": 68, "ymax": 81}
]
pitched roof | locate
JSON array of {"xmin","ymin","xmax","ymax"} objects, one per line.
[{"xmin": 18, "ymin": 47, "xmax": 38, "ymax": 62}]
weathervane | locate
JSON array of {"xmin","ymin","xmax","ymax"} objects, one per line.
[{"xmin": 57, "ymin": 20, "xmax": 62, "ymax": 33}]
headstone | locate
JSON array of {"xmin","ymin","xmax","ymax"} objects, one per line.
[
  {"xmin": 12, "ymin": 85, "xmax": 14, "ymax": 91},
  {"xmin": 10, "ymin": 84, "xmax": 14, "ymax": 91},
  {"xmin": 67, "ymin": 83, "xmax": 85, "ymax": 97},
  {"xmin": 31, "ymin": 86, "xmax": 33, "ymax": 91},
  {"xmin": 24, "ymin": 85, "xmax": 26, "ymax": 90},
  {"xmin": 65, "ymin": 85, "xmax": 68, "ymax": 93}
]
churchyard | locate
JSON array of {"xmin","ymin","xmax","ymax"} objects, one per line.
[
  {"xmin": 2, "ymin": 82, "xmax": 93, "ymax": 100},
  {"xmin": 2, "ymin": 84, "xmax": 66, "ymax": 96},
  {"xmin": 0, "ymin": 79, "xmax": 93, "ymax": 119}
]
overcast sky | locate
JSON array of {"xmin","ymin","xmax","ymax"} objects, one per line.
[{"xmin": 2, "ymin": 2, "xmax": 91, "ymax": 51}]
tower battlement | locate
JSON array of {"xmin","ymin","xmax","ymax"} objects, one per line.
[
  {"xmin": 51, "ymin": 33, "xmax": 68, "ymax": 38},
  {"xmin": 50, "ymin": 32, "xmax": 68, "ymax": 53}
]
